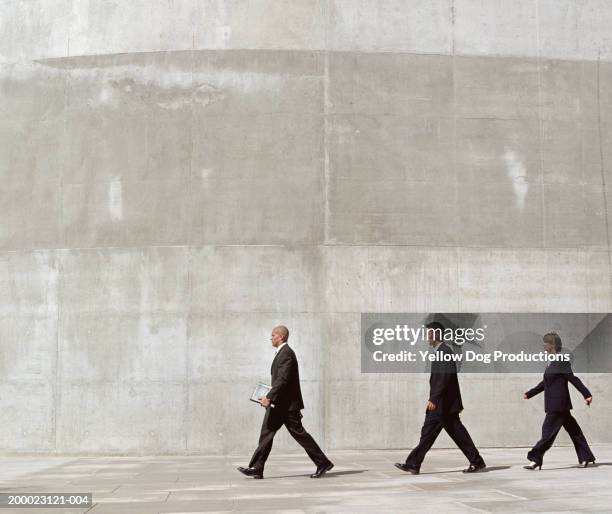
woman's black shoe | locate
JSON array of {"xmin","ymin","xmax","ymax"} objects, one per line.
[
  {"xmin": 523, "ymin": 462, "xmax": 542, "ymax": 470},
  {"xmin": 580, "ymin": 460, "xmax": 595, "ymax": 468}
]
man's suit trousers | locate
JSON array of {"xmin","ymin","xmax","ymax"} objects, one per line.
[
  {"xmin": 249, "ymin": 408, "xmax": 328, "ymax": 471},
  {"xmin": 405, "ymin": 410, "xmax": 484, "ymax": 469}
]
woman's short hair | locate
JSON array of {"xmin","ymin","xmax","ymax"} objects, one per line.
[{"xmin": 543, "ymin": 332, "xmax": 562, "ymax": 351}]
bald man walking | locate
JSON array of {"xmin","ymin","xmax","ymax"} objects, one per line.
[{"xmin": 238, "ymin": 326, "xmax": 333, "ymax": 479}]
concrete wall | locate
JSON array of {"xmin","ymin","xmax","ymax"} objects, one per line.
[{"xmin": 1, "ymin": 0, "xmax": 611, "ymax": 454}]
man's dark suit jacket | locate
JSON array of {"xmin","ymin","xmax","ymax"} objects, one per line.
[
  {"xmin": 525, "ymin": 358, "xmax": 591, "ymax": 412},
  {"xmin": 265, "ymin": 344, "xmax": 304, "ymax": 412},
  {"xmin": 429, "ymin": 342, "xmax": 463, "ymax": 414}
]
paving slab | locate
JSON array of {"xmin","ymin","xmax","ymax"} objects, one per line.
[{"xmin": 1, "ymin": 447, "xmax": 611, "ymax": 513}]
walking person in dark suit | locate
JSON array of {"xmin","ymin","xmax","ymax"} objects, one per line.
[
  {"xmin": 395, "ymin": 321, "xmax": 486, "ymax": 474},
  {"xmin": 523, "ymin": 332, "xmax": 595, "ymax": 470},
  {"xmin": 238, "ymin": 325, "xmax": 333, "ymax": 479}
]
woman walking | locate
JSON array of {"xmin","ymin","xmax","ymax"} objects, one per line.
[{"xmin": 523, "ymin": 332, "xmax": 595, "ymax": 470}]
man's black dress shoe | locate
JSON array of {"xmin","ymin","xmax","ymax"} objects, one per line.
[
  {"xmin": 237, "ymin": 466, "xmax": 263, "ymax": 479},
  {"xmin": 580, "ymin": 459, "xmax": 595, "ymax": 468},
  {"xmin": 463, "ymin": 462, "xmax": 486, "ymax": 473},
  {"xmin": 394, "ymin": 463, "xmax": 420, "ymax": 474},
  {"xmin": 310, "ymin": 461, "xmax": 334, "ymax": 478}
]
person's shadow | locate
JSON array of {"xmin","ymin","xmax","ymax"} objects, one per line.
[
  {"xmin": 269, "ymin": 470, "xmax": 368, "ymax": 479},
  {"xmin": 542, "ymin": 462, "xmax": 612, "ymax": 470},
  {"xmin": 419, "ymin": 465, "xmax": 510, "ymax": 475}
]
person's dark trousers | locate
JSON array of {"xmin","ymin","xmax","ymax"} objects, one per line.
[
  {"xmin": 405, "ymin": 411, "xmax": 485, "ymax": 469},
  {"xmin": 527, "ymin": 411, "xmax": 595, "ymax": 465},
  {"xmin": 249, "ymin": 408, "xmax": 329, "ymax": 471}
]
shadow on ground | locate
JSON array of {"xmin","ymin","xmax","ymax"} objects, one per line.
[
  {"xmin": 416, "ymin": 465, "xmax": 511, "ymax": 475},
  {"xmin": 266, "ymin": 469, "xmax": 368, "ymax": 479}
]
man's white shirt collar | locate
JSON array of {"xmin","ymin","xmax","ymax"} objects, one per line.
[{"xmin": 275, "ymin": 342, "xmax": 288, "ymax": 354}]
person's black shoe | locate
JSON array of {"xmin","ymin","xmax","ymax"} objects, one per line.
[
  {"xmin": 394, "ymin": 462, "xmax": 420, "ymax": 474},
  {"xmin": 463, "ymin": 462, "xmax": 486, "ymax": 473},
  {"xmin": 237, "ymin": 466, "xmax": 263, "ymax": 479},
  {"xmin": 310, "ymin": 461, "xmax": 334, "ymax": 478},
  {"xmin": 580, "ymin": 459, "xmax": 595, "ymax": 468},
  {"xmin": 523, "ymin": 462, "xmax": 542, "ymax": 470}
]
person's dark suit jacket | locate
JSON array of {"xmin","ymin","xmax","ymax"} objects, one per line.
[
  {"xmin": 525, "ymin": 358, "xmax": 591, "ymax": 412},
  {"xmin": 429, "ymin": 342, "xmax": 463, "ymax": 414},
  {"xmin": 265, "ymin": 344, "xmax": 304, "ymax": 412}
]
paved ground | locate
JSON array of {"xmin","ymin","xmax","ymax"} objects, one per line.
[{"xmin": 1, "ymin": 446, "xmax": 611, "ymax": 513}]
